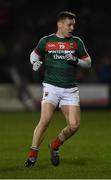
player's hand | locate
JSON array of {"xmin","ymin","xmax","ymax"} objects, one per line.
[
  {"xmin": 65, "ymin": 53, "xmax": 78, "ymax": 64},
  {"xmin": 32, "ymin": 61, "xmax": 43, "ymax": 71}
]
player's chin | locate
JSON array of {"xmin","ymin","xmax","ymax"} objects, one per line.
[{"xmin": 66, "ymin": 32, "xmax": 73, "ymax": 38}]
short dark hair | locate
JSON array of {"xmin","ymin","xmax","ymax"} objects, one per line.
[{"xmin": 57, "ymin": 11, "xmax": 76, "ymax": 22}]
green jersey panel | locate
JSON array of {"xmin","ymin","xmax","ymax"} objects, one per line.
[{"xmin": 35, "ymin": 34, "xmax": 88, "ymax": 88}]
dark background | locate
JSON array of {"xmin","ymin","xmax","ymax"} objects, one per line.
[{"xmin": 0, "ymin": 0, "xmax": 111, "ymax": 84}]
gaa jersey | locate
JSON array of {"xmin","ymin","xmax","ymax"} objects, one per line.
[{"xmin": 34, "ymin": 34, "xmax": 89, "ymax": 88}]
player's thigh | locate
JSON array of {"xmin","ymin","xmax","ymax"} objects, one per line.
[
  {"xmin": 59, "ymin": 87, "xmax": 80, "ymax": 108},
  {"xmin": 42, "ymin": 85, "xmax": 60, "ymax": 107},
  {"xmin": 61, "ymin": 105, "xmax": 80, "ymax": 125},
  {"xmin": 40, "ymin": 102, "xmax": 55, "ymax": 123}
]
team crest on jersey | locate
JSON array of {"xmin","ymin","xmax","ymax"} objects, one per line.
[
  {"xmin": 70, "ymin": 43, "xmax": 74, "ymax": 48},
  {"xmin": 69, "ymin": 42, "xmax": 78, "ymax": 49}
]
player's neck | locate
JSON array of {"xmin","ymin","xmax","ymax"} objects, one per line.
[{"xmin": 55, "ymin": 31, "xmax": 65, "ymax": 38}]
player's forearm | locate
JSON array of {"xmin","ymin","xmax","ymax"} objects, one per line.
[
  {"xmin": 30, "ymin": 50, "xmax": 43, "ymax": 71},
  {"xmin": 77, "ymin": 56, "xmax": 91, "ymax": 68},
  {"xmin": 30, "ymin": 50, "xmax": 41, "ymax": 64}
]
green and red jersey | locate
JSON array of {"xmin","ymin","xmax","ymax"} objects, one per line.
[{"xmin": 34, "ymin": 34, "xmax": 89, "ymax": 88}]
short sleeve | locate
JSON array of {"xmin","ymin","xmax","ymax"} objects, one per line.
[
  {"xmin": 34, "ymin": 37, "xmax": 46, "ymax": 57},
  {"xmin": 77, "ymin": 38, "xmax": 89, "ymax": 59}
]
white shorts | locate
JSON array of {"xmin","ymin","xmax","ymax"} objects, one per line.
[{"xmin": 41, "ymin": 83, "xmax": 80, "ymax": 108}]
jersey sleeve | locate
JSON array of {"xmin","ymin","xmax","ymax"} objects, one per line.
[
  {"xmin": 77, "ymin": 38, "xmax": 89, "ymax": 59},
  {"xmin": 34, "ymin": 37, "xmax": 46, "ymax": 58}
]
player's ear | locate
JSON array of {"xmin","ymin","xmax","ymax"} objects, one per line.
[{"xmin": 57, "ymin": 21, "xmax": 62, "ymax": 28}]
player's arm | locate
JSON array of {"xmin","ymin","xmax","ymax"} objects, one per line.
[
  {"xmin": 30, "ymin": 37, "xmax": 46, "ymax": 71},
  {"xmin": 77, "ymin": 55, "xmax": 91, "ymax": 68},
  {"xmin": 77, "ymin": 38, "xmax": 91, "ymax": 68},
  {"xmin": 30, "ymin": 50, "xmax": 43, "ymax": 71},
  {"xmin": 65, "ymin": 38, "xmax": 91, "ymax": 68},
  {"xmin": 65, "ymin": 53, "xmax": 91, "ymax": 68}
]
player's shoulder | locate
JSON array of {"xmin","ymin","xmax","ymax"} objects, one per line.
[
  {"xmin": 39, "ymin": 33, "xmax": 55, "ymax": 42},
  {"xmin": 72, "ymin": 35, "xmax": 84, "ymax": 43}
]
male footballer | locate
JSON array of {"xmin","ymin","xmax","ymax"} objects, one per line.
[{"xmin": 25, "ymin": 11, "xmax": 91, "ymax": 167}]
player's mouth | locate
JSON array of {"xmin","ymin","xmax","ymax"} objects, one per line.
[{"xmin": 67, "ymin": 32, "xmax": 73, "ymax": 36}]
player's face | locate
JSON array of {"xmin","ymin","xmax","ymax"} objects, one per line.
[{"xmin": 58, "ymin": 18, "xmax": 75, "ymax": 38}]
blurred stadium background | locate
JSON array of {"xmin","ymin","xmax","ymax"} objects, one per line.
[
  {"xmin": 0, "ymin": 0, "xmax": 111, "ymax": 111},
  {"xmin": 0, "ymin": 0, "xmax": 111, "ymax": 178}
]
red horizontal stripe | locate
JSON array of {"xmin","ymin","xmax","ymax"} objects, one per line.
[
  {"xmin": 81, "ymin": 55, "xmax": 89, "ymax": 59},
  {"xmin": 45, "ymin": 42, "xmax": 78, "ymax": 51}
]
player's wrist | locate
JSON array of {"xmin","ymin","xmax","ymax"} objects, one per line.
[
  {"xmin": 65, "ymin": 53, "xmax": 79, "ymax": 65},
  {"xmin": 73, "ymin": 56, "xmax": 79, "ymax": 64}
]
